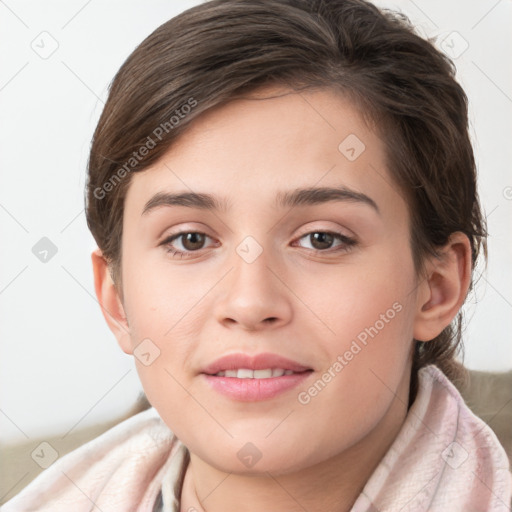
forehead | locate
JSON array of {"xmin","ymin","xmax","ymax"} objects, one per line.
[{"xmin": 123, "ymin": 86, "xmax": 407, "ymax": 225}]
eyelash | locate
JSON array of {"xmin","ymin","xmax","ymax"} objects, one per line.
[{"xmin": 160, "ymin": 230, "xmax": 357, "ymax": 259}]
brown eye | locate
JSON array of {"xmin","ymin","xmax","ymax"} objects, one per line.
[
  {"xmin": 295, "ymin": 231, "xmax": 357, "ymax": 254},
  {"xmin": 161, "ymin": 231, "xmax": 214, "ymax": 258},
  {"xmin": 309, "ymin": 232, "xmax": 334, "ymax": 250},
  {"xmin": 180, "ymin": 232, "xmax": 207, "ymax": 251}
]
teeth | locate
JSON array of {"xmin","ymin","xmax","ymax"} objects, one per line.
[
  {"xmin": 214, "ymin": 368, "xmax": 295, "ymax": 378},
  {"xmin": 253, "ymin": 369, "xmax": 273, "ymax": 378}
]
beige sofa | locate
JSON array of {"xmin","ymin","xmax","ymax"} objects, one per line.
[{"xmin": 1, "ymin": 366, "xmax": 511, "ymax": 505}]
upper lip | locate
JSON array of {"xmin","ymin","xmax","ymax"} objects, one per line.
[{"xmin": 201, "ymin": 352, "xmax": 312, "ymax": 375}]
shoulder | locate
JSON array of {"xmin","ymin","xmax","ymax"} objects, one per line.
[
  {"xmin": 418, "ymin": 365, "xmax": 512, "ymax": 507},
  {"xmin": 353, "ymin": 364, "xmax": 512, "ymax": 510},
  {"xmin": 416, "ymin": 364, "xmax": 506, "ymax": 450},
  {"xmin": 1, "ymin": 407, "xmax": 179, "ymax": 512},
  {"xmin": 420, "ymin": 364, "xmax": 511, "ymax": 459}
]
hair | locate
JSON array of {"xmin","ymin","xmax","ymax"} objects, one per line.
[{"xmin": 85, "ymin": 0, "xmax": 487, "ymax": 404}]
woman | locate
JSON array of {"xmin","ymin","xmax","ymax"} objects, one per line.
[{"xmin": 3, "ymin": 0, "xmax": 510, "ymax": 510}]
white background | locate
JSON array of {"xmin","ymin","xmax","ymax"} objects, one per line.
[{"xmin": 1, "ymin": 0, "xmax": 511, "ymax": 445}]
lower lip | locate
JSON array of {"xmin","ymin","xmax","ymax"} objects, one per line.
[{"xmin": 202, "ymin": 372, "xmax": 313, "ymax": 401}]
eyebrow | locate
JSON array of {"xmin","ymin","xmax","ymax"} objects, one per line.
[{"xmin": 141, "ymin": 186, "xmax": 380, "ymax": 216}]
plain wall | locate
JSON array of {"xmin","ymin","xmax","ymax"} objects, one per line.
[{"xmin": 1, "ymin": 0, "xmax": 511, "ymax": 446}]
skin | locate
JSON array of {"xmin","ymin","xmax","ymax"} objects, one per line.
[{"xmin": 92, "ymin": 86, "xmax": 472, "ymax": 512}]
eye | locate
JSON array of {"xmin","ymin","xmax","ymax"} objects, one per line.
[
  {"xmin": 160, "ymin": 229, "xmax": 357, "ymax": 259},
  {"xmin": 160, "ymin": 231, "xmax": 215, "ymax": 258},
  {"xmin": 294, "ymin": 231, "xmax": 357, "ymax": 253}
]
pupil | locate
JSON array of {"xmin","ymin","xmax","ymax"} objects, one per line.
[
  {"xmin": 311, "ymin": 232, "xmax": 333, "ymax": 250},
  {"xmin": 183, "ymin": 233, "xmax": 204, "ymax": 250}
]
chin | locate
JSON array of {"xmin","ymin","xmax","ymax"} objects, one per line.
[{"xmin": 194, "ymin": 441, "xmax": 314, "ymax": 476}]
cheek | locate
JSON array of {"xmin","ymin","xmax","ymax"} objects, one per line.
[
  {"xmin": 295, "ymin": 255, "xmax": 415, "ymax": 348},
  {"xmin": 292, "ymin": 254, "xmax": 417, "ymax": 425},
  {"xmin": 315, "ymin": 261, "xmax": 416, "ymax": 412},
  {"xmin": 122, "ymin": 249, "xmax": 205, "ymax": 338},
  {"xmin": 121, "ymin": 258, "xmax": 209, "ymax": 407}
]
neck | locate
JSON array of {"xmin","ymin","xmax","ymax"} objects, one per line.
[{"xmin": 179, "ymin": 375, "xmax": 411, "ymax": 512}]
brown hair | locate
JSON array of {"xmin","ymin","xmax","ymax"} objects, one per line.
[{"xmin": 85, "ymin": 0, "xmax": 487, "ymax": 402}]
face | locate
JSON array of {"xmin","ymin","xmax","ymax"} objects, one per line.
[{"xmin": 113, "ymin": 86, "xmax": 425, "ymax": 474}]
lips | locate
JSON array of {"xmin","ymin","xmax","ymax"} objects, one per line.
[
  {"xmin": 201, "ymin": 352, "xmax": 313, "ymax": 401},
  {"xmin": 201, "ymin": 352, "xmax": 312, "ymax": 376}
]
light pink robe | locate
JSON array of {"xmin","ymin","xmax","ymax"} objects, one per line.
[{"xmin": 2, "ymin": 364, "xmax": 511, "ymax": 511}]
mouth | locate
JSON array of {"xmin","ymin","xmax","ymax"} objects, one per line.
[
  {"xmin": 201, "ymin": 352, "xmax": 314, "ymax": 401},
  {"xmin": 201, "ymin": 351, "xmax": 312, "ymax": 375},
  {"xmin": 209, "ymin": 368, "xmax": 310, "ymax": 378}
]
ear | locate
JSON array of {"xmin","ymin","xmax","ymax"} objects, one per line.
[
  {"xmin": 91, "ymin": 248, "xmax": 133, "ymax": 355},
  {"xmin": 413, "ymin": 232, "xmax": 472, "ymax": 342}
]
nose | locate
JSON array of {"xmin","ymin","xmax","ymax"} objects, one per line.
[{"xmin": 213, "ymin": 245, "xmax": 293, "ymax": 332}]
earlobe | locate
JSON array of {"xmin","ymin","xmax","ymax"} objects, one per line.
[
  {"xmin": 91, "ymin": 248, "xmax": 133, "ymax": 355},
  {"xmin": 413, "ymin": 232, "xmax": 472, "ymax": 342}
]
